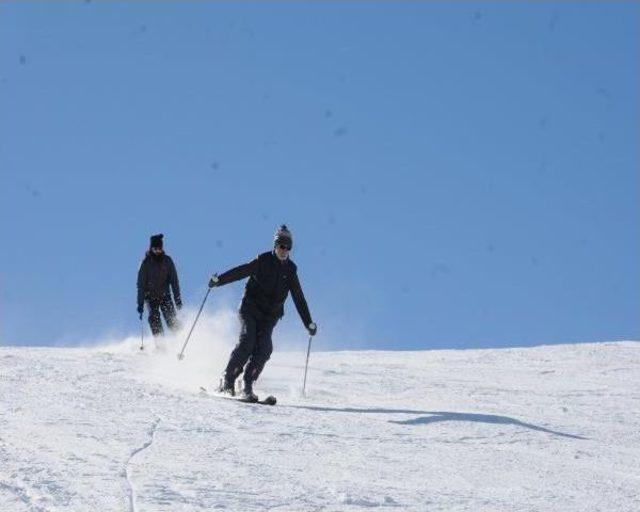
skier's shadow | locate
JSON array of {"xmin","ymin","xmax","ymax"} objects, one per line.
[{"xmin": 288, "ymin": 405, "xmax": 587, "ymax": 440}]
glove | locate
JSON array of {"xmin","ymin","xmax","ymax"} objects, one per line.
[
  {"xmin": 137, "ymin": 303, "xmax": 143, "ymax": 319},
  {"xmin": 175, "ymin": 298, "xmax": 182, "ymax": 310},
  {"xmin": 208, "ymin": 274, "xmax": 220, "ymax": 288},
  {"xmin": 307, "ymin": 322, "xmax": 317, "ymax": 336}
]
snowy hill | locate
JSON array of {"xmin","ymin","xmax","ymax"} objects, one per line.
[{"xmin": 1, "ymin": 333, "xmax": 639, "ymax": 511}]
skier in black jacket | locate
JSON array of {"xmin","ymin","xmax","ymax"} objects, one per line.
[
  {"xmin": 209, "ymin": 225, "xmax": 316, "ymax": 401},
  {"xmin": 137, "ymin": 234, "xmax": 182, "ymax": 336}
]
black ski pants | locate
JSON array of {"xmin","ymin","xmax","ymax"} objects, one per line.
[
  {"xmin": 147, "ymin": 294, "xmax": 178, "ymax": 336},
  {"xmin": 224, "ymin": 312, "xmax": 278, "ymax": 386}
]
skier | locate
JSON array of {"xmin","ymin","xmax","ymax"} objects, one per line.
[
  {"xmin": 137, "ymin": 234, "xmax": 182, "ymax": 336},
  {"xmin": 209, "ymin": 225, "xmax": 317, "ymax": 401}
]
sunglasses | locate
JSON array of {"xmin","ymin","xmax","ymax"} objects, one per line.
[{"xmin": 277, "ymin": 244, "xmax": 291, "ymax": 251}]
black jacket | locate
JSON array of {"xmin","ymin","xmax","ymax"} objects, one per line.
[
  {"xmin": 218, "ymin": 251, "xmax": 312, "ymax": 326},
  {"xmin": 137, "ymin": 252, "xmax": 181, "ymax": 307}
]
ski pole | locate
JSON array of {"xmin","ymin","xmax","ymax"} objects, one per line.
[
  {"xmin": 302, "ymin": 335, "xmax": 313, "ymax": 396},
  {"xmin": 177, "ymin": 287, "xmax": 211, "ymax": 360},
  {"xmin": 140, "ymin": 317, "xmax": 144, "ymax": 351}
]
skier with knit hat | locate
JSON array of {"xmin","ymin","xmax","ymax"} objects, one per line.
[
  {"xmin": 209, "ymin": 225, "xmax": 317, "ymax": 401},
  {"xmin": 137, "ymin": 234, "xmax": 182, "ymax": 336}
]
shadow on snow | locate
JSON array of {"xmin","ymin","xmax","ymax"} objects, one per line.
[{"xmin": 288, "ymin": 405, "xmax": 587, "ymax": 440}]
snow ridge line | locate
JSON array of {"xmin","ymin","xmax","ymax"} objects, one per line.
[{"xmin": 125, "ymin": 417, "xmax": 161, "ymax": 512}]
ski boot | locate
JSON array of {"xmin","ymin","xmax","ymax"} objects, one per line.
[
  {"xmin": 217, "ymin": 376, "xmax": 236, "ymax": 396},
  {"xmin": 239, "ymin": 381, "xmax": 258, "ymax": 403}
]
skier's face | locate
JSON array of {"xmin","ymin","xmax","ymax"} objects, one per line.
[
  {"xmin": 275, "ymin": 244, "xmax": 290, "ymax": 261},
  {"xmin": 151, "ymin": 247, "xmax": 163, "ymax": 255}
]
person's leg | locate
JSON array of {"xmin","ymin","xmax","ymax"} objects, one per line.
[
  {"xmin": 243, "ymin": 318, "xmax": 277, "ymax": 392},
  {"xmin": 160, "ymin": 294, "xmax": 179, "ymax": 331},
  {"xmin": 222, "ymin": 313, "xmax": 258, "ymax": 391},
  {"xmin": 147, "ymin": 299, "xmax": 163, "ymax": 336}
]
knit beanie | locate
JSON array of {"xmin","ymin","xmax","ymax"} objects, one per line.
[
  {"xmin": 150, "ymin": 233, "xmax": 164, "ymax": 250},
  {"xmin": 273, "ymin": 225, "xmax": 292, "ymax": 249}
]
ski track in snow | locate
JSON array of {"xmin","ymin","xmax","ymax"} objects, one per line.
[
  {"xmin": 1, "ymin": 340, "xmax": 640, "ymax": 511},
  {"xmin": 125, "ymin": 417, "xmax": 161, "ymax": 512}
]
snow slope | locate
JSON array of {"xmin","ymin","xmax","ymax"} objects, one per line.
[{"xmin": 1, "ymin": 333, "xmax": 639, "ymax": 511}]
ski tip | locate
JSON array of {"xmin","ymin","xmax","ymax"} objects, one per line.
[{"xmin": 261, "ymin": 395, "xmax": 277, "ymax": 406}]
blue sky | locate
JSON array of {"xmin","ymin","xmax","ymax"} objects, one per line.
[{"xmin": 1, "ymin": 1, "xmax": 638, "ymax": 349}]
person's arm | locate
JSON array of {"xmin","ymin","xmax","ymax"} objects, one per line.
[
  {"xmin": 210, "ymin": 257, "xmax": 258, "ymax": 287},
  {"xmin": 289, "ymin": 270, "xmax": 313, "ymax": 330},
  {"xmin": 136, "ymin": 259, "xmax": 148, "ymax": 313},
  {"xmin": 168, "ymin": 257, "xmax": 182, "ymax": 308}
]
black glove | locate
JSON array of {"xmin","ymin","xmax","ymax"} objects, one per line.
[
  {"xmin": 137, "ymin": 303, "xmax": 143, "ymax": 319},
  {"xmin": 175, "ymin": 298, "xmax": 182, "ymax": 310},
  {"xmin": 208, "ymin": 274, "xmax": 220, "ymax": 288},
  {"xmin": 307, "ymin": 322, "xmax": 317, "ymax": 336}
]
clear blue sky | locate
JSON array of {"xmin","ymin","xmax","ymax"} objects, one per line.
[{"xmin": 1, "ymin": 1, "xmax": 638, "ymax": 349}]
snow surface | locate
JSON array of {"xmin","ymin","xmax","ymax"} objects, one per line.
[{"xmin": 1, "ymin": 317, "xmax": 639, "ymax": 511}]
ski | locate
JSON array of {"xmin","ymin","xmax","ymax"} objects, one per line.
[{"xmin": 199, "ymin": 387, "xmax": 277, "ymax": 406}]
